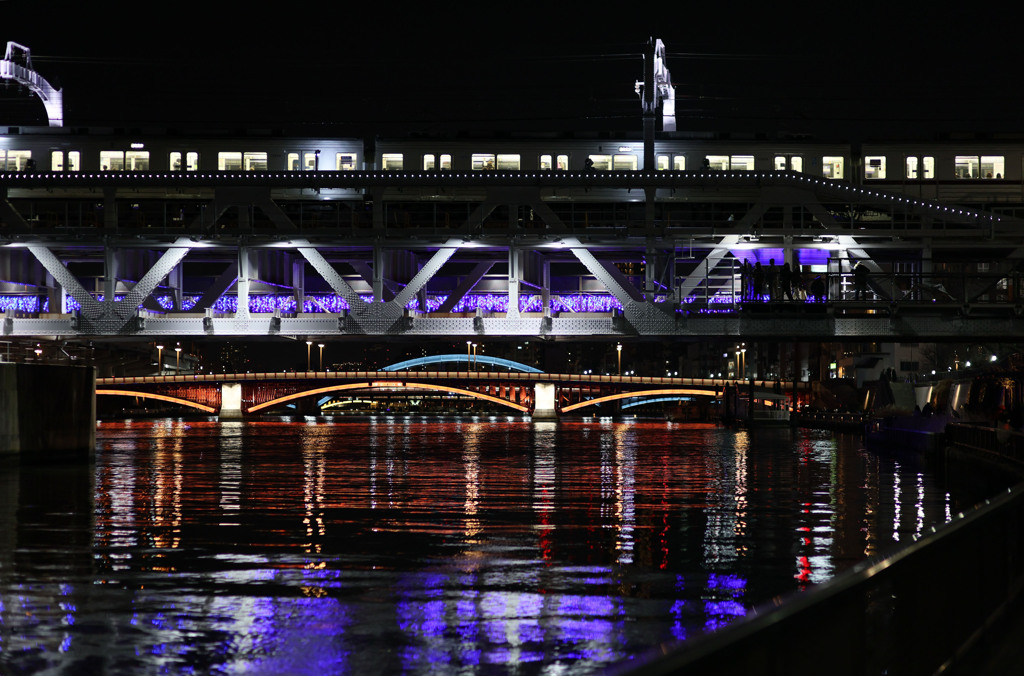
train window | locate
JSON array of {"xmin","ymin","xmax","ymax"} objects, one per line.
[
  {"xmin": 304, "ymin": 152, "xmax": 317, "ymax": 170},
  {"xmin": 613, "ymin": 154, "xmax": 637, "ymax": 170},
  {"xmin": 731, "ymin": 155, "xmax": 754, "ymax": 171},
  {"xmin": 706, "ymin": 155, "xmax": 729, "ymax": 170},
  {"xmin": 906, "ymin": 156, "xmax": 934, "ymax": 179},
  {"xmin": 497, "ymin": 154, "xmax": 520, "ymax": 170},
  {"xmin": 822, "ymin": 157, "xmax": 845, "ymax": 179},
  {"xmin": 287, "ymin": 153, "xmax": 299, "ymax": 170},
  {"xmin": 100, "ymin": 150, "xmax": 147, "ymax": 171},
  {"xmin": 100, "ymin": 151, "xmax": 123, "ymax": 171},
  {"xmin": 219, "ymin": 152, "xmax": 242, "ymax": 170},
  {"xmin": 472, "ymin": 154, "xmax": 496, "ymax": 170},
  {"xmin": 955, "ymin": 156, "xmax": 978, "ymax": 178},
  {"xmin": 126, "ymin": 151, "xmax": 149, "ymax": 170},
  {"xmin": 423, "ymin": 154, "xmax": 435, "ymax": 170},
  {"xmin": 337, "ymin": 153, "xmax": 357, "ymax": 170},
  {"xmin": 775, "ymin": 156, "xmax": 802, "ymax": 171},
  {"xmin": 217, "ymin": 152, "xmax": 266, "ymax": 171},
  {"xmin": 170, "ymin": 152, "xmax": 198, "ymax": 171},
  {"xmin": 864, "ymin": 156, "xmax": 886, "ymax": 179},
  {"xmin": 589, "ymin": 154, "xmax": 612, "ymax": 170},
  {"xmin": 245, "ymin": 153, "xmax": 265, "ymax": 171},
  {"xmin": 50, "ymin": 151, "xmax": 78, "ymax": 171},
  {"xmin": 657, "ymin": 155, "xmax": 669, "ymax": 170},
  {"xmin": 0, "ymin": 150, "xmax": 31, "ymax": 171},
  {"xmin": 541, "ymin": 154, "xmax": 569, "ymax": 170},
  {"xmin": 707, "ymin": 155, "xmax": 752, "ymax": 170},
  {"xmin": 382, "ymin": 153, "xmax": 404, "ymax": 170},
  {"xmin": 673, "ymin": 156, "xmax": 685, "ymax": 170},
  {"xmin": 982, "ymin": 156, "xmax": 1004, "ymax": 179},
  {"xmin": 245, "ymin": 152, "xmax": 267, "ymax": 170}
]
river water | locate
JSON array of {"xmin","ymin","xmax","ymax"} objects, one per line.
[{"xmin": 0, "ymin": 417, "xmax": 990, "ymax": 674}]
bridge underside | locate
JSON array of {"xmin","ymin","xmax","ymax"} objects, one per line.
[{"xmin": 4, "ymin": 171, "xmax": 1024, "ymax": 340}]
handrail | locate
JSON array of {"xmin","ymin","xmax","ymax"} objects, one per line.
[{"xmin": 612, "ymin": 473, "xmax": 1024, "ymax": 675}]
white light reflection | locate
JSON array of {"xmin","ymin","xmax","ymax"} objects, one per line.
[
  {"xmin": 611, "ymin": 425, "xmax": 636, "ymax": 565},
  {"xmin": 916, "ymin": 473, "xmax": 925, "ymax": 538},
  {"xmin": 463, "ymin": 423, "xmax": 483, "ymax": 541},
  {"xmin": 218, "ymin": 422, "xmax": 243, "ymax": 526},
  {"xmin": 301, "ymin": 426, "xmax": 328, "ymax": 555},
  {"xmin": 892, "ymin": 464, "xmax": 902, "ymax": 542}
]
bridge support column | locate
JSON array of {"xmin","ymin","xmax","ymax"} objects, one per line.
[
  {"xmin": 219, "ymin": 382, "xmax": 244, "ymax": 419},
  {"xmin": 0, "ymin": 364, "xmax": 95, "ymax": 460},
  {"xmin": 531, "ymin": 382, "xmax": 558, "ymax": 420}
]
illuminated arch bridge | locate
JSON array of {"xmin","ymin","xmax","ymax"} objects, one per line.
[{"xmin": 97, "ymin": 359, "xmax": 806, "ymax": 417}]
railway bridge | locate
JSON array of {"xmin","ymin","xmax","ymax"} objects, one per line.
[{"xmin": 3, "ymin": 169, "xmax": 1024, "ymax": 341}]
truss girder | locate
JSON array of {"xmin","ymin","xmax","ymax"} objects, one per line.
[
  {"xmin": 676, "ymin": 235, "xmax": 741, "ymax": 300},
  {"xmin": 115, "ymin": 239, "xmax": 192, "ymax": 323},
  {"xmin": 25, "ymin": 243, "xmax": 102, "ymax": 317},
  {"xmin": 437, "ymin": 261, "xmax": 494, "ymax": 313},
  {"xmin": 391, "ymin": 240, "xmax": 461, "ymax": 310}
]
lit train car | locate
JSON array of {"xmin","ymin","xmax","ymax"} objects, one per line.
[
  {"xmin": 861, "ymin": 140, "xmax": 1024, "ymax": 204},
  {"xmin": 0, "ymin": 126, "xmax": 366, "ymax": 173},
  {"xmin": 371, "ymin": 134, "xmax": 855, "ymax": 178}
]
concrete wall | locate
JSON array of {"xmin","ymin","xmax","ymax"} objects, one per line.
[{"xmin": 0, "ymin": 364, "xmax": 96, "ymax": 460}]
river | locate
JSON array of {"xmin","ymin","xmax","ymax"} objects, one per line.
[{"xmin": 0, "ymin": 417, "xmax": 989, "ymax": 674}]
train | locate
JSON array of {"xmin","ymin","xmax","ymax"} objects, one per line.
[{"xmin": 2, "ymin": 124, "xmax": 1024, "ymax": 204}]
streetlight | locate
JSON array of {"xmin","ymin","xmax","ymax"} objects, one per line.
[
  {"xmin": 466, "ymin": 340, "xmax": 472, "ymax": 372},
  {"xmin": 306, "ymin": 340, "xmax": 313, "ymax": 371},
  {"xmin": 318, "ymin": 343, "xmax": 325, "ymax": 371},
  {"xmin": 617, "ymin": 343, "xmax": 622, "ymax": 376},
  {"xmin": 174, "ymin": 345, "xmax": 182, "ymax": 373},
  {"xmin": 156, "ymin": 344, "xmax": 164, "ymax": 375},
  {"xmin": 472, "ymin": 343, "xmax": 478, "ymax": 371}
]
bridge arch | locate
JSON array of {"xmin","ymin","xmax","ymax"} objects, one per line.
[
  {"xmin": 97, "ymin": 389, "xmax": 218, "ymax": 413},
  {"xmin": 383, "ymin": 354, "xmax": 543, "ymax": 373},
  {"xmin": 1, "ymin": 42, "xmax": 63, "ymax": 127},
  {"xmin": 247, "ymin": 381, "xmax": 530, "ymax": 414},
  {"xmin": 561, "ymin": 388, "xmax": 722, "ymax": 413}
]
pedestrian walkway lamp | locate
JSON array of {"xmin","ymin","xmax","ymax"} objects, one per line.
[
  {"xmin": 156, "ymin": 344, "xmax": 164, "ymax": 375},
  {"xmin": 318, "ymin": 343, "xmax": 325, "ymax": 371},
  {"xmin": 306, "ymin": 340, "xmax": 313, "ymax": 371},
  {"xmin": 466, "ymin": 341, "xmax": 472, "ymax": 372},
  {"xmin": 617, "ymin": 343, "xmax": 622, "ymax": 376},
  {"xmin": 175, "ymin": 345, "xmax": 182, "ymax": 373}
]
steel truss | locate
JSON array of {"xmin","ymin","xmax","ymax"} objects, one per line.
[{"xmin": 3, "ymin": 170, "xmax": 1024, "ymax": 340}]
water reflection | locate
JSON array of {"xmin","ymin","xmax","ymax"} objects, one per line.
[{"xmin": 0, "ymin": 420, "xmax": 974, "ymax": 675}]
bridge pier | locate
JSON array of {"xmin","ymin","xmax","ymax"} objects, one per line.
[
  {"xmin": 219, "ymin": 382, "xmax": 244, "ymax": 419},
  {"xmin": 0, "ymin": 364, "xmax": 95, "ymax": 461},
  {"xmin": 531, "ymin": 382, "xmax": 558, "ymax": 420}
]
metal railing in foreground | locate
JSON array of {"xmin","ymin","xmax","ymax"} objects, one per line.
[{"xmin": 610, "ymin": 481, "xmax": 1024, "ymax": 676}]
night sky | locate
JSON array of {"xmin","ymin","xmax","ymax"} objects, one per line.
[{"xmin": 2, "ymin": 3, "xmax": 1020, "ymax": 139}]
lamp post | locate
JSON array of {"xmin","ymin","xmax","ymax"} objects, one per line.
[
  {"xmin": 617, "ymin": 343, "xmax": 622, "ymax": 376},
  {"xmin": 466, "ymin": 340, "xmax": 472, "ymax": 372},
  {"xmin": 318, "ymin": 343, "xmax": 325, "ymax": 371},
  {"xmin": 156, "ymin": 344, "xmax": 164, "ymax": 375},
  {"xmin": 174, "ymin": 345, "xmax": 182, "ymax": 373},
  {"xmin": 472, "ymin": 343, "xmax": 478, "ymax": 371},
  {"xmin": 306, "ymin": 340, "xmax": 313, "ymax": 371}
]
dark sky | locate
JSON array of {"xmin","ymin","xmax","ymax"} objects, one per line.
[{"xmin": 2, "ymin": 3, "xmax": 1019, "ymax": 140}]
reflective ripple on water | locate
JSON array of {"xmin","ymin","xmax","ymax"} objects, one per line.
[{"xmin": 0, "ymin": 417, "xmax": 968, "ymax": 674}]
